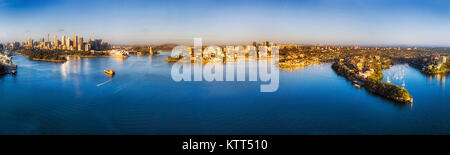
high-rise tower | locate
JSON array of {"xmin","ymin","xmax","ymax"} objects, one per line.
[
  {"xmin": 73, "ymin": 35, "xmax": 78, "ymax": 50},
  {"xmin": 54, "ymin": 35, "xmax": 58, "ymax": 48},
  {"xmin": 61, "ymin": 35, "xmax": 66, "ymax": 47},
  {"xmin": 78, "ymin": 37, "xmax": 84, "ymax": 51}
]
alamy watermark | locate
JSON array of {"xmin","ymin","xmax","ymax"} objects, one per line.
[{"xmin": 170, "ymin": 38, "xmax": 279, "ymax": 92}]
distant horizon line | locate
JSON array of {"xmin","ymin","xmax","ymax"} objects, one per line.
[
  {"xmin": 114, "ymin": 43, "xmax": 450, "ymax": 48},
  {"xmin": 106, "ymin": 42, "xmax": 450, "ymax": 49},
  {"xmin": 2, "ymin": 39, "xmax": 450, "ymax": 48}
]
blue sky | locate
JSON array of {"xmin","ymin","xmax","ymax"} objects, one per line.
[{"xmin": 1, "ymin": 0, "xmax": 450, "ymax": 46}]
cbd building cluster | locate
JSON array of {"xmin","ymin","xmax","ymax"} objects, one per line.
[{"xmin": 15, "ymin": 34, "xmax": 111, "ymax": 51}]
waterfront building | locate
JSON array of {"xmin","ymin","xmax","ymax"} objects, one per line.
[
  {"xmin": 78, "ymin": 37, "xmax": 84, "ymax": 51},
  {"xmin": 73, "ymin": 35, "xmax": 78, "ymax": 50},
  {"xmin": 85, "ymin": 44, "xmax": 91, "ymax": 51}
]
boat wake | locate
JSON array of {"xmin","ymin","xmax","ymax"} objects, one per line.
[{"xmin": 96, "ymin": 79, "xmax": 112, "ymax": 87}]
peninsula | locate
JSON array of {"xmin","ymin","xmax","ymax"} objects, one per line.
[
  {"xmin": 276, "ymin": 45, "xmax": 448, "ymax": 104},
  {"xmin": 332, "ymin": 55, "xmax": 412, "ymax": 103}
]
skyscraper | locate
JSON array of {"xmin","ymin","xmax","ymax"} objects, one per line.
[
  {"xmin": 73, "ymin": 35, "xmax": 78, "ymax": 50},
  {"xmin": 61, "ymin": 35, "xmax": 66, "ymax": 47},
  {"xmin": 27, "ymin": 39, "xmax": 33, "ymax": 47},
  {"xmin": 54, "ymin": 35, "xmax": 59, "ymax": 49},
  {"xmin": 78, "ymin": 37, "xmax": 83, "ymax": 51},
  {"xmin": 85, "ymin": 44, "xmax": 91, "ymax": 51},
  {"xmin": 66, "ymin": 38, "xmax": 71, "ymax": 49}
]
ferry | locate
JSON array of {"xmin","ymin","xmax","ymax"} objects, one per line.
[{"xmin": 104, "ymin": 70, "xmax": 115, "ymax": 76}]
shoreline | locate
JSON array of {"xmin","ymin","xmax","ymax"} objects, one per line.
[
  {"xmin": 17, "ymin": 53, "xmax": 129, "ymax": 62},
  {"xmin": 66, "ymin": 55, "xmax": 128, "ymax": 59},
  {"xmin": 31, "ymin": 58, "xmax": 67, "ymax": 63}
]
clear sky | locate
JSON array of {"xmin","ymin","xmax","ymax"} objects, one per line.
[{"xmin": 1, "ymin": 0, "xmax": 450, "ymax": 46}]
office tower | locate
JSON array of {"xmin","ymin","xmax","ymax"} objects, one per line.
[
  {"xmin": 73, "ymin": 35, "xmax": 78, "ymax": 50},
  {"xmin": 54, "ymin": 35, "xmax": 59, "ymax": 48},
  {"xmin": 85, "ymin": 44, "xmax": 91, "ymax": 51},
  {"xmin": 27, "ymin": 39, "xmax": 33, "ymax": 47},
  {"xmin": 66, "ymin": 38, "xmax": 71, "ymax": 49},
  {"xmin": 78, "ymin": 37, "xmax": 83, "ymax": 51},
  {"xmin": 61, "ymin": 35, "xmax": 66, "ymax": 47}
]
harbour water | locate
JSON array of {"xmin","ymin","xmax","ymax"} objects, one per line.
[{"xmin": 0, "ymin": 53, "xmax": 449, "ymax": 134}]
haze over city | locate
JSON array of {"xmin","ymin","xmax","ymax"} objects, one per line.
[{"xmin": 1, "ymin": 0, "xmax": 450, "ymax": 46}]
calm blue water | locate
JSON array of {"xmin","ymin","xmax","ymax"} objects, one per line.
[{"xmin": 0, "ymin": 53, "xmax": 449, "ymax": 134}]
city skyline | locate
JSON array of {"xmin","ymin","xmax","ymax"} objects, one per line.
[
  {"xmin": 1, "ymin": 0, "xmax": 450, "ymax": 46},
  {"xmin": 11, "ymin": 33, "xmax": 110, "ymax": 52}
]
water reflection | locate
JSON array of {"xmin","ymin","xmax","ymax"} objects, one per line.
[
  {"xmin": 82, "ymin": 57, "xmax": 90, "ymax": 74},
  {"xmin": 60, "ymin": 56, "xmax": 82, "ymax": 79},
  {"xmin": 427, "ymin": 73, "xmax": 447, "ymax": 86},
  {"xmin": 113, "ymin": 57, "xmax": 128, "ymax": 63}
]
